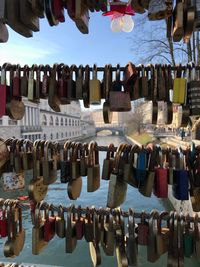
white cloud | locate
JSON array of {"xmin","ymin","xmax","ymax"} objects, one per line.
[{"xmin": 0, "ymin": 40, "xmax": 61, "ymax": 65}]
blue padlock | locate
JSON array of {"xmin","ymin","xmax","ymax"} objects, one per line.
[{"xmin": 135, "ymin": 150, "xmax": 147, "ymax": 184}]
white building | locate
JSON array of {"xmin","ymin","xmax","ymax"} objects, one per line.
[{"xmin": 0, "ymin": 99, "xmax": 95, "ymax": 141}]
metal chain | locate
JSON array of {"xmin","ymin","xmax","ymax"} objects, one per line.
[{"xmin": 0, "ymin": 198, "xmax": 199, "ymax": 223}]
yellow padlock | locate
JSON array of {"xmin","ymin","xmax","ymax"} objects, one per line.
[
  {"xmin": 173, "ymin": 66, "xmax": 187, "ymax": 104},
  {"xmin": 89, "ymin": 64, "xmax": 101, "ymax": 105}
]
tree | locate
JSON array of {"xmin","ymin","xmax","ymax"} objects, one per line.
[
  {"xmin": 129, "ymin": 14, "xmax": 200, "ymax": 66},
  {"xmin": 126, "ymin": 100, "xmax": 148, "ymax": 135}
]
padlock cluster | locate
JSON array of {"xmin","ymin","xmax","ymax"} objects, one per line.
[
  {"xmin": 1, "ymin": 137, "xmax": 200, "ymax": 211},
  {"xmin": 1, "ymin": 63, "xmax": 200, "ymax": 125},
  {"xmin": 0, "ymin": 199, "xmax": 200, "ymax": 267},
  {"xmin": 0, "ymin": 1, "xmax": 175, "ymax": 43}
]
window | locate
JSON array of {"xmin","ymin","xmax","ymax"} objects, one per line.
[
  {"xmin": 56, "ymin": 133, "xmax": 59, "ymax": 139},
  {"xmin": 50, "ymin": 116, "xmax": 54, "ymax": 126},
  {"xmin": 8, "ymin": 120, "xmax": 17, "ymax": 125},
  {"xmin": 61, "ymin": 133, "xmax": 63, "ymax": 138},
  {"xmin": 61, "ymin": 118, "xmax": 64, "ymax": 126},
  {"xmin": 69, "ymin": 132, "xmax": 71, "ymax": 137},
  {"xmin": 65, "ymin": 118, "xmax": 68, "ymax": 126},
  {"xmin": 72, "ymin": 120, "xmax": 74, "ymax": 126},
  {"xmin": 75, "ymin": 120, "xmax": 77, "ymax": 126},
  {"xmin": 50, "ymin": 133, "xmax": 53, "ymax": 140},
  {"xmin": 69, "ymin": 119, "xmax": 71, "ymax": 126},
  {"xmin": 0, "ymin": 119, "xmax": 2, "ymax": 125},
  {"xmin": 42, "ymin": 115, "xmax": 47, "ymax": 126},
  {"xmin": 44, "ymin": 134, "xmax": 46, "ymax": 140},
  {"xmin": 56, "ymin": 117, "xmax": 59, "ymax": 126},
  {"xmin": 66, "ymin": 132, "xmax": 67, "ymax": 137}
]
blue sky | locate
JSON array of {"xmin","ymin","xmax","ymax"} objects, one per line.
[{"xmin": 0, "ymin": 12, "xmax": 141, "ymax": 66}]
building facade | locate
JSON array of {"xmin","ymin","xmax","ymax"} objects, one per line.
[{"xmin": 0, "ymin": 99, "xmax": 95, "ymax": 141}]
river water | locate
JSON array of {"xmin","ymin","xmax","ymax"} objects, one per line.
[{"xmin": 0, "ymin": 136, "xmax": 199, "ymax": 267}]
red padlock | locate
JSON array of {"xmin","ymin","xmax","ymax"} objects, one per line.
[
  {"xmin": 12, "ymin": 64, "xmax": 21, "ymax": 98},
  {"xmin": 137, "ymin": 212, "xmax": 149, "ymax": 246},
  {"xmin": 0, "ymin": 209, "xmax": 8, "ymax": 238},
  {"xmin": 75, "ymin": 207, "xmax": 85, "ymax": 240},
  {"xmin": 44, "ymin": 206, "xmax": 56, "ymax": 242},
  {"xmin": 154, "ymin": 167, "xmax": 168, "ymax": 198},
  {"xmin": 53, "ymin": 0, "xmax": 65, "ymax": 22},
  {"xmin": 41, "ymin": 64, "xmax": 50, "ymax": 99},
  {"xmin": 58, "ymin": 64, "xmax": 70, "ymax": 105},
  {"xmin": 0, "ymin": 63, "xmax": 8, "ymax": 117}
]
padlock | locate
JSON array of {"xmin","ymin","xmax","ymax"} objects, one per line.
[
  {"xmin": 172, "ymin": 149, "xmax": 189, "ymax": 200},
  {"xmin": 173, "ymin": 0, "xmax": 184, "ymax": 42},
  {"xmin": 103, "ymin": 64, "xmax": 113, "ymax": 124},
  {"xmin": 19, "ymin": 0, "xmax": 40, "ymax": 32},
  {"xmin": 134, "ymin": 149, "xmax": 147, "ymax": 184},
  {"xmin": 80, "ymin": 143, "xmax": 89, "ymax": 177},
  {"xmin": 87, "ymin": 141, "xmax": 100, "ymax": 192},
  {"xmin": 74, "ymin": 0, "xmax": 89, "ymax": 34},
  {"xmin": 84, "ymin": 208, "xmax": 95, "ymax": 242},
  {"xmin": 20, "ymin": 64, "xmax": 29, "ymax": 97},
  {"xmin": 151, "ymin": 65, "xmax": 159, "ymax": 124},
  {"xmin": 139, "ymin": 148, "xmax": 156, "ymax": 197},
  {"xmin": 139, "ymin": 64, "xmax": 149, "ymax": 98},
  {"xmin": 76, "ymin": 65, "xmax": 84, "ymax": 99},
  {"xmin": 28, "ymin": 64, "xmax": 39, "ymax": 103},
  {"xmin": 137, "ymin": 211, "xmax": 149, "ymax": 245},
  {"xmin": 147, "ymin": 210, "xmax": 160, "ymax": 262},
  {"xmin": 22, "ymin": 139, "xmax": 33, "ymax": 171},
  {"xmin": 60, "ymin": 141, "xmax": 72, "ymax": 183},
  {"xmin": 65, "ymin": 205, "xmax": 77, "ymax": 253},
  {"xmin": 42, "ymin": 141, "xmax": 57, "ymax": 185},
  {"xmin": 148, "ymin": 0, "xmax": 171, "ymax": 20},
  {"xmin": 0, "ymin": 63, "xmax": 8, "ymax": 117},
  {"xmin": 55, "ymin": 205, "xmax": 66, "ymax": 239},
  {"xmin": 89, "ymin": 64, "xmax": 101, "ymax": 105},
  {"xmin": 32, "ymin": 203, "xmax": 48, "ymax": 255},
  {"xmin": 53, "ymin": 0, "xmax": 65, "ymax": 22},
  {"xmin": 44, "ymin": 206, "xmax": 56, "ymax": 242},
  {"xmin": 4, "ymin": 201, "xmax": 18, "ymax": 258},
  {"xmin": 156, "ymin": 211, "xmax": 169, "ymax": 256},
  {"xmin": 188, "ymin": 63, "xmax": 200, "ymax": 115},
  {"xmin": 83, "ymin": 64, "xmax": 90, "ymax": 108},
  {"xmin": 6, "ymin": 0, "xmax": 33, "ymax": 38},
  {"xmin": 57, "ymin": 64, "xmax": 70, "ymax": 105},
  {"xmin": 107, "ymin": 144, "xmax": 127, "ymax": 209},
  {"xmin": 12, "ymin": 64, "xmax": 21, "ymax": 98},
  {"xmin": 123, "ymin": 61, "xmax": 138, "ymax": 92},
  {"xmin": 173, "ymin": 65, "xmax": 187, "ymax": 104},
  {"xmin": 154, "ymin": 148, "xmax": 168, "ymax": 198},
  {"xmin": 183, "ymin": 214, "xmax": 194, "ymax": 257},
  {"xmin": 194, "ymin": 213, "xmax": 200, "ymax": 261},
  {"xmin": 109, "ymin": 64, "xmax": 131, "ymax": 112},
  {"xmin": 102, "ymin": 143, "xmax": 115, "ymax": 180},
  {"xmin": 41, "ymin": 64, "xmax": 50, "ymax": 99},
  {"xmin": 101, "ymin": 213, "xmax": 115, "ymax": 256},
  {"xmin": 13, "ymin": 205, "xmax": 25, "ymax": 256},
  {"xmin": 0, "ymin": 206, "xmax": 8, "ymax": 238},
  {"xmin": 126, "ymin": 209, "xmax": 138, "ymax": 266},
  {"xmin": 75, "ymin": 206, "xmax": 85, "ymax": 240},
  {"xmin": 123, "ymin": 145, "xmax": 138, "ymax": 188},
  {"xmin": 28, "ymin": 140, "xmax": 48, "ymax": 203},
  {"xmin": 71, "ymin": 142, "xmax": 81, "ymax": 180},
  {"xmin": 48, "ymin": 63, "xmax": 61, "ymax": 112},
  {"xmin": 44, "ymin": 0, "xmax": 59, "ymax": 26}
]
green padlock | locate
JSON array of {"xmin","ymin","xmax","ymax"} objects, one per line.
[{"xmin": 183, "ymin": 214, "xmax": 194, "ymax": 258}]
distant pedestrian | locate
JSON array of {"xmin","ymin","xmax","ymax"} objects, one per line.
[{"xmin": 181, "ymin": 129, "xmax": 185, "ymax": 141}]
